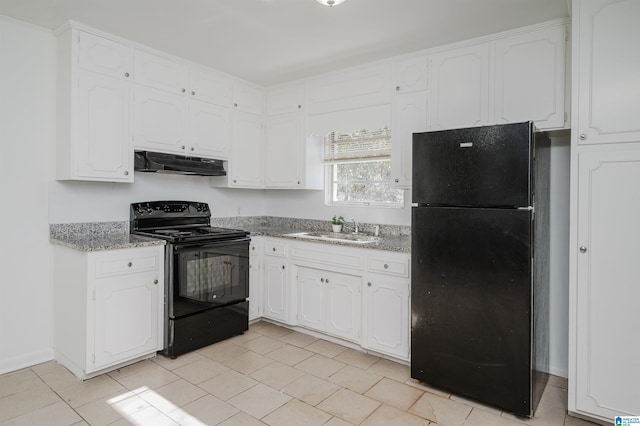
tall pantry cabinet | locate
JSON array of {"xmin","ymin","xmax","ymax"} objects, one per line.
[{"xmin": 569, "ymin": 0, "xmax": 640, "ymax": 422}]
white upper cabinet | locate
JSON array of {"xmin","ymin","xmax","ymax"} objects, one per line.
[
  {"xmin": 133, "ymin": 85, "xmax": 188, "ymax": 154},
  {"xmin": 78, "ymin": 31, "xmax": 132, "ymax": 80},
  {"xmin": 494, "ymin": 25, "xmax": 566, "ymax": 129},
  {"xmin": 228, "ymin": 111, "xmax": 264, "ymax": 188},
  {"xmin": 575, "ymin": 0, "xmax": 640, "ymax": 144},
  {"xmin": 134, "ymin": 49, "xmax": 187, "ymax": 94},
  {"xmin": 393, "ymin": 56, "xmax": 428, "ymax": 94},
  {"xmin": 265, "ymin": 113, "xmax": 304, "ymax": 188},
  {"xmin": 391, "ymin": 90, "xmax": 428, "ymax": 189},
  {"xmin": 56, "ymin": 27, "xmax": 134, "ymax": 182},
  {"xmin": 266, "ymin": 85, "xmax": 304, "ymax": 116},
  {"xmin": 189, "ymin": 67, "xmax": 232, "ymax": 107},
  {"xmin": 189, "ymin": 100, "xmax": 232, "ymax": 158},
  {"xmin": 233, "ymin": 82, "xmax": 263, "ymax": 116},
  {"xmin": 429, "ymin": 43, "xmax": 491, "ymax": 131},
  {"xmin": 306, "ymin": 64, "xmax": 392, "ymax": 115}
]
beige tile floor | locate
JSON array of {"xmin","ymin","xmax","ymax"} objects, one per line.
[{"xmin": 0, "ymin": 321, "xmax": 601, "ymax": 426}]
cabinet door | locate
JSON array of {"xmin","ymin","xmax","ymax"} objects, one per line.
[
  {"xmin": 573, "ymin": 149, "xmax": 640, "ymax": 419},
  {"xmin": 325, "ymin": 271, "xmax": 361, "ymax": 342},
  {"xmin": 393, "ymin": 57, "xmax": 428, "ymax": 94},
  {"xmin": 229, "ymin": 112, "xmax": 264, "ymax": 187},
  {"xmin": 91, "ymin": 272, "xmax": 161, "ymax": 371},
  {"xmin": 78, "ymin": 31, "xmax": 131, "ymax": 80},
  {"xmin": 297, "ymin": 267, "xmax": 325, "ymax": 331},
  {"xmin": 233, "ymin": 83, "xmax": 263, "ymax": 115},
  {"xmin": 249, "ymin": 249, "xmax": 262, "ymax": 321},
  {"xmin": 391, "ymin": 90, "xmax": 427, "ymax": 189},
  {"xmin": 265, "ymin": 113, "xmax": 303, "ymax": 187},
  {"xmin": 266, "ymin": 85, "xmax": 304, "ymax": 116},
  {"xmin": 429, "ymin": 44, "xmax": 490, "ymax": 130},
  {"xmin": 575, "ymin": 0, "xmax": 640, "ymax": 144},
  {"xmin": 189, "ymin": 100, "xmax": 231, "ymax": 159},
  {"xmin": 76, "ymin": 71, "xmax": 133, "ymax": 182},
  {"xmin": 263, "ymin": 256, "xmax": 289, "ymax": 323},
  {"xmin": 133, "ymin": 85, "xmax": 188, "ymax": 154},
  {"xmin": 363, "ymin": 274, "xmax": 410, "ymax": 360},
  {"xmin": 494, "ymin": 25, "xmax": 566, "ymax": 130},
  {"xmin": 189, "ymin": 67, "xmax": 232, "ymax": 107},
  {"xmin": 134, "ymin": 49, "xmax": 187, "ymax": 94}
]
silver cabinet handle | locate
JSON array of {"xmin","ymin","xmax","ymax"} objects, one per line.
[
  {"xmin": 153, "ymin": 279, "xmax": 158, "ymax": 285},
  {"xmin": 579, "ymin": 133, "xmax": 587, "ymax": 141},
  {"xmin": 384, "ymin": 264, "xmax": 389, "ymax": 269},
  {"xmin": 281, "ymin": 265, "xmax": 285, "ymax": 270},
  {"xmin": 326, "ymin": 279, "xmax": 329, "ymax": 283},
  {"xmin": 367, "ymin": 282, "xmax": 372, "ymax": 287},
  {"xmin": 298, "ymin": 105, "xmax": 302, "ymax": 109},
  {"xmin": 252, "ymin": 246, "xmax": 256, "ymax": 251},
  {"xmin": 272, "ymin": 247, "xmax": 276, "ymax": 252},
  {"xmin": 127, "ymin": 262, "xmax": 132, "ymax": 267},
  {"xmin": 190, "ymin": 147, "xmax": 195, "ymax": 151},
  {"xmin": 181, "ymin": 145, "xmax": 186, "ymax": 150},
  {"xmin": 124, "ymin": 171, "xmax": 129, "ymax": 176},
  {"xmin": 579, "ymin": 246, "xmax": 587, "ymax": 253},
  {"xmin": 321, "ymin": 278, "xmax": 325, "ymax": 283},
  {"xmin": 191, "ymin": 91, "xmax": 196, "ymax": 96},
  {"xmin": 394, "ymin": 178, "xmax": 399, "ymax": 183},
  {"xmin": 124, "ymin": 72, "xmax": 130, "ymax": 78},
  {"xmin": 234, "ymin": 103, "xmax": 238, "ymax": 107},
  {"xmin": 395, "ymin": 85, "xmax": 400, "ymax": 91},
  {"xmin": 181, "ymin": 88, "xmax": 186, "ymax": 93}
]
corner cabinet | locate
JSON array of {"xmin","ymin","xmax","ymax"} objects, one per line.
[
  {"xmin": 53, "ymin": 245, "xmax": 165, "ymax": 379},
  {"xmin": 56, "ymin": 28, "xmax": 134, "ymax": 182},
  {"xmin": 569, "ymin": 1, "xmax": 640, "ymax": 422}
]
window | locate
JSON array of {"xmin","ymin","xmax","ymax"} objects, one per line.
[{"xmin": 324, "ymin": 128, "xmax": 404, "ymax": 207}]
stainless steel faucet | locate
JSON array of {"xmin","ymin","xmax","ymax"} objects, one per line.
[{"xmin": 351, "ymin": 218, "xmax": 359, "ymax": 234}]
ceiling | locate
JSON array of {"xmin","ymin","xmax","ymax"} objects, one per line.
[{"xmin": 0, "ymin": 0, "xmax": 569, "ymax": 86}]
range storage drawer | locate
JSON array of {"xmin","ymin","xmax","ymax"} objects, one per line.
[{"xmin": 264, "ymin": 239, "xmax": 288, "ymax": 257}]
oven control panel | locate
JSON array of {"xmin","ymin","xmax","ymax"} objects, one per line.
[{"xmin": 130, "ymin": 201, "xmax": 209, "ymax": 218}]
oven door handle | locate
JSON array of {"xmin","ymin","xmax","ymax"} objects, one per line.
[{"xmin": 172, "ymin": 237, "xmax": 250, "ymax": 252}]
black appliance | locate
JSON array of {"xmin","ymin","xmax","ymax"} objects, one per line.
[
  {"xmin": 130, "ymin": 201, "xmax": 250, "ymax": 358},
  {"xmin": 134, "ymin": 151, "xmax": 227, "ymax": 176},
  {"xmin": 410, "ymin": 122, "xmax": 550, "ymax": 417}
]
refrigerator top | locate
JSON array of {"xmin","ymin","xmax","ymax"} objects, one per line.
[{"xmin": 412, "ymin": 122, "xmax": 535, "ymax": 208}]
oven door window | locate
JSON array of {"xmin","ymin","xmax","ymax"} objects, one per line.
[{"xmin": 174, "ymin": 240, "xmax": 248, "ymax": 318}]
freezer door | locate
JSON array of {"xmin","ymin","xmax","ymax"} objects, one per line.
[
  {"xmin": 411, "ymin": 206, "xmax": 533, "ymax": 416},
  {"xmin": 412, "ymin": 122, "xmax": 532, "ymax": 207}
]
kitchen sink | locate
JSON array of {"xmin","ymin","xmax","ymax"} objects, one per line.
[{"xmin": 285, "ymin": 232, "xmax": 380, "ymax": 244}]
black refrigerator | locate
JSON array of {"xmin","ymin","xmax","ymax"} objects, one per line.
[{"xmin": 410, "ymin": 121, "xmax": 550, "ymax": 417}]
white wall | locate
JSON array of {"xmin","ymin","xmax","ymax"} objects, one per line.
[{"xmin": 0, "ymin": 16, "xmax": 54, "ymax": 374}]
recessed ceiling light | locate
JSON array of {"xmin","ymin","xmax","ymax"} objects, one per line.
[{"xmin": 316, "ymin": 0, "xmax": 346, "ymax": 7}]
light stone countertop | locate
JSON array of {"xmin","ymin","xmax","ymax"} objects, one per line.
[{"xmin": 50, "ymin": 232, "xmax": 165, "ymax": 252}]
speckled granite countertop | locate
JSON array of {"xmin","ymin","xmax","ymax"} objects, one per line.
[
  {"xmin": 211, "ymin": 216, "xmax": 412, "ymax": 253},
  {"xmin": 50, "ymin": 222, "xmax": 165, "ymax": 252}
]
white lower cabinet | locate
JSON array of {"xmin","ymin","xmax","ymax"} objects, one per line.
[
  {"xmin": 297, "ymin": 266, "xmax": 361, "ymax": 343},
  {"xmin": 262, "ymin": 255, "xmax": 292, "ymax": 324},
  {"xmin": 53, "ymin": 245, "xmax": 164, "ymax": 379},
  {"xmin": 362, "ymin": 274, "xmax": 410, "ymax": 360},
  {"xmin": 248, "ymin": 239, "xmax": 262, "ymax": 321}
]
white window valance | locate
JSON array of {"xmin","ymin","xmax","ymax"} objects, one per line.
[{"xmin": 322, "ymin": 127, "xmax": 391, "ymax": 163}]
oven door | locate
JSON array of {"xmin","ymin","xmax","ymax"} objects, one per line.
[{"xmin": 172, "ymin": 238, "xmax": 249, "ymax": 319}]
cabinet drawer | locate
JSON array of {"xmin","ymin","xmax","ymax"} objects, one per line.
[
  {"xmin": 264, "ymin": 240, "xmax": 287, "ymax": 257},
  {"xmin": 93, "ymin": 248, "xmax": 161, "ymax": 279},
  {"xmin": 367, "ymin": 256, "xmax": 409, "ymax": 277},
  {"xmin": 290, "ymin": 243, "xmax": 365, "ymax": 270}
]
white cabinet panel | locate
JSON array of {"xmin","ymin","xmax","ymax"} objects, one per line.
[
  {"xmin": 249, "ymin": 238, "xmax": 262, "ymax": 321},
  {"xmin": 307, "ymin": 64, "xmax": 392, "ymax": 115},
  {"xmin": 326, "ymin": 272, "xmax": 360, "ymax": 342},
  {"xmin": 363, "ymin": 274, "xmax": 410, "ymax": 360},
  {"xmin": 75, "ymin": 71, "xmax": 132, "ymax": 182},
  {"xmin": 429, "ymin": 44, "xmax": 490, "ymax": 131},
  {"xmin": 263, "ymin": 255, "xmax": 290, "ymax": 323},
  {"xmin": 575, "ymin": 0, "xmax": 640, "ymax": 144},
  {"xmin": 265, "ymin": 113, "xmax": 304, "ymax": 187},
  {"xmin": 92, "ymin": 273, "xmax": 160, "ymax": 370},
  {"xmin": 297, "ymin": 267, "xmax": 325, "ymax": 330},
  {"xmin": 233, "ymin": 83, "xmax": 263, "ymax": 115},
  {"xmin": 229, "ymin": 112, "xmax": 264, "ymax": 187},
  {"xmin": 189, "ymin": 67, "xmax": 232, "ymax": 107},
  {"xmin": 133, "ymin": 86, "xmax": 188, "ymax": 154},
  {"xmin": 189, "ymin": 100, "xmax": 231, "ymax": 159},
  {"xmin": 393, "ymin": 56, "xmax": 428, "ymax": 94},
  {"xmin": 391, "ymin": 90, "xmax": 427, "ymax": 189},
  {"xmin": 573, "ymin": 149, "xmax": 640, "ymax": 419},
  {"xmin": 134, "ymin": 49, "xmax": 187, "ymax": 94},
  {"xmin": 494, "ymin": 25, "xmax": 566, "ymax": 129},
  {"xmin": 78, "ymin": 31, "xmax": 131, "ymax": 79},
  {"xmin": 267, "ymin": 85, "xmax": 304, "ymax": 116}
]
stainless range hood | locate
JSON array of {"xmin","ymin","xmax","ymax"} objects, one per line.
[{"xmin": 134, "ymin": 151, "xmax": 226, "ymax": 176}]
